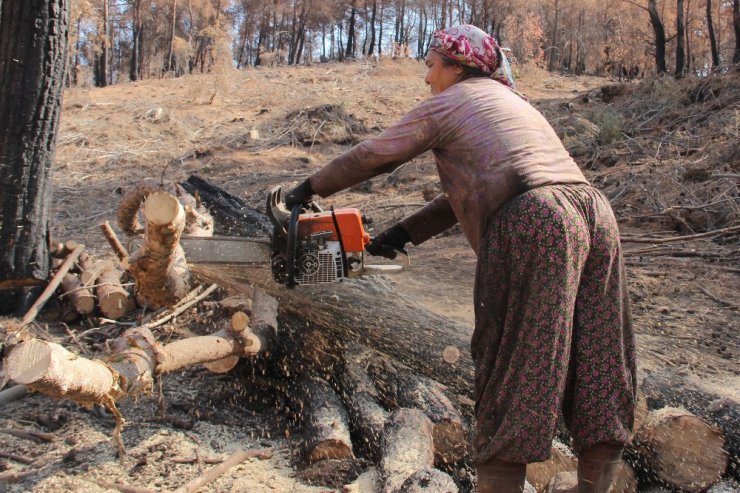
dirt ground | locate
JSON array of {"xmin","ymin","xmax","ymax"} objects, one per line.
[{"xmin": 0, "ymin": 59, "xmax": 738, "ymax": 492}]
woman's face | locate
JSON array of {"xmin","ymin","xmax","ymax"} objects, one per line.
[{"xmin": 424, "ymin": 50, "xmax": 463, "ymax": 95}]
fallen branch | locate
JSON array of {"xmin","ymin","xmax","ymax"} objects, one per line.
[
  {"xmin": 172, "ymin": 448, "xmax": 272, "ymax": 493},
  {"xmin": 17, "ymin": 244, "xmax": 85, "ymax": 327},
  {"xmin": 100, "ymin": 220, "xmax": 130, "ymax": 269},
  {"xmin": 0, "ymin": 385, "xmax": 29, "ymax": 408},
  {"xmin": 143, "ymin": 283, "xmax": 219, "ymax": 329},
  {"xmin": 699, "ymin": 287, "xmax": 738, "ymax": 310},
  {"xmin": 0, "ymin": 427, "xmax": 56, "ymax": 443},
  {"xmin": 0, "ymin": 451, "xmax": 34, "ymax": 464},
  {"xmin": 96, "ymin": 481, "xmax": 156, "ymax": 493},
  {"xmin": 620, "ymin": 224, "xmax": 740, "ymax": 243}
]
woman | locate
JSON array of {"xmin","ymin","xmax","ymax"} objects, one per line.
[{"xmin": 285, "ymin": 25, "xmax": 636, "ymax": 493}]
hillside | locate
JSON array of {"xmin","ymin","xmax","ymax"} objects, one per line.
[{"xmin": 0, "ymin": 59, "xmax": 738, "ymax": 492}]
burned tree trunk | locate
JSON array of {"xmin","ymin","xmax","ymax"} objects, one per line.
[
  {"xmin": 0, "ymin": 0, "xmax": 70, "ymax": 310},
  {"xmin": 299, "ymin": 376, "xmax": 355, "ymax": 463},
  {"xmin": 195, "ymin": 266, "xmax": 476, "ymax": 400},
  {"xmin": 338, "ymin": 345, "xmax": 390, "ymax": 461}
]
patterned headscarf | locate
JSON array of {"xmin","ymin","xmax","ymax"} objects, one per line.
[{"xmin": 431, "ymin": 24, "xmax": 516, "ymax": 91}]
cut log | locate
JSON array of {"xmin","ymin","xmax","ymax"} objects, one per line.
[
  {"xmin": 96, "ymin": 265, "xmax": 131, "ymax": 320},
  {"xmin": 296, "ymin": 458, "xmax": 370, "ymax": 488},
  {"xmin": 3, "ymin": 314, "xmax": 266, "ymax": 408},
  {"xmin": 526, "ymin": 441, "xmax": 578, "ymax": 493},
  {"xmin": 640, "ymin": 370, "xmax": 739, "ymax": 479},
  {"xmin": 337, "ymin": 345, "xmax": 390, "ymax": 461},
  {"xmin": 192, "ymin": 266, "xmax": 476, "ymax": 400},
  {"xmin": 180, "ymin": 175, "xmax": 272, "ymax": 238},
  {"xmin": 203, "ymin": 311, "xmax": 263, "ymax": 373},
  {"xmin": 60, "ymin": 272, "xmax": 95, "ymax": 315},
  {"xmin": 380, "ymin": 408, "xmax": 435, "ymax": 493},
  {"xmin": 128, "ymin": 191, "xmax": 192, "ymax": 308},
  {"xmin": 396, "ymin": 468, "xmax": 458, "ymax": 493},
  {"xmin": 633, "ymin": 407, "xmax": 728, "ymax": 492},
  {"xmin": 299, "ymin": 376, "xmax": 354, "ymax": 464},
  {"xmin": 250, "ymin": 288, "xmax": 279, "ymax": 356},
  {"xmin": 364, "ymin": 349, "xmax": 468, "ymax": 465}
]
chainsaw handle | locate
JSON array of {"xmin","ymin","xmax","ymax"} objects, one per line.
[{"xmin": 284, "ymin": 203, "xmax": 301, "ymax": 288}]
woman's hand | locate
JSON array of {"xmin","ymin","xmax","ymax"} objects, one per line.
[
  {"xmin": 365, "ymin": 223, "xmax": 411, "ymax": 259},
  {"xmin": 284, "ymin": 179, "xmax": 315, "ymax": 208}
]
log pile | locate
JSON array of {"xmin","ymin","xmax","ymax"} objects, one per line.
[{"xmin": 2, "ymin": 176, "xmax": 736, "ymax": 492}]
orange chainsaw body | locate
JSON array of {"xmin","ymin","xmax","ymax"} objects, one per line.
[{"xmin": 297, "ymin": 209, "xmax": 371, "ymax": 253}]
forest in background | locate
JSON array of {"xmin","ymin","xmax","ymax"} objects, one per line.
[{"xmin": 66, "ymin": 0, "xmax": 740, "ymax": 88}]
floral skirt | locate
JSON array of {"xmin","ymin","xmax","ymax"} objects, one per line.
[{"xmin": 471, "ymin": 184, "xmax": 636, "ymax": 464}]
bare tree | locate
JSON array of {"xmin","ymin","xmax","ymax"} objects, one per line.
[
  {"xmin": 0, "ymin": 0, "xmax": 70, "ymax": 312},
  {"xmin": 733, "ymin": 0, "xmax": 739, "ymax": 65},
  {"xmin": 675, "ymin": 0, "xmax": 685, "ymax": 77},
  {"xmin": 648, "ymin": 0, "xmax": 667, "ymax": 73}
]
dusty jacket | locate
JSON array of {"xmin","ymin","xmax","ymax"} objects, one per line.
[{"xmin": 308, "ymin": 77, "xmax": 589, "ymax": 254}]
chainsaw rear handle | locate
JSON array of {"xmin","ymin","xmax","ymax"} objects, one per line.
[{"xmin": 266, "ymin": 185, "xmax": 321, "ymax": 238}]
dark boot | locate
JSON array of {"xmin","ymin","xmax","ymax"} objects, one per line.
[
  {"xmin": 577, "ymin": 443, "xmax": 624, "ymax": 493},
  {"xmin": 476, "ymin": 458, "xmax": 527, "ymax": 493}
]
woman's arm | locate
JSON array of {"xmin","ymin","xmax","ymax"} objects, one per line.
[
  {"xmin": 399, "ymin": 194, "xmax": 458, "ymax": 245},
  {"xmin": 308, "ymin": 100, "xmax": 443, "ymax": 198}
]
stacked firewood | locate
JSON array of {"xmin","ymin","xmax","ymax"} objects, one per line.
[{"xmin": 48, "ymin": 240, "xmax": 133, "ymax": 322}]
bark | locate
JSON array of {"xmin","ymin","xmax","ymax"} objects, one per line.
[
  {"xmin": 633, "ymin": 407, "xmax": 728, "ymax": 492},
  {"xmin": 180, "ymin": 176, "xmax": 272, "ymax": 238},
  {"xmin": 96, "ymin": 264, "xmax": 131, "ymax": 319},
  {"xmin": 380, "ymin": 408, "xmax": 436, "ymax": 493},
  {"xmin": 3, "ymin": 311, "xmax": 265, "ymax": 408},
  {"xmin": 640, "ymin": 370, "xmax": 739, "ymax": 479},
  {"xmin": 0, "ymin": 0, "xmax": 69, "ymax": 304},
  {"xmin": 647, "ymin": 0, "xmax": 667, "ymax": 74},
  {"xmin": 364, "ymin": 351, "xmax": 469, "ymax": 465},
  {"xmin": 128, "ymin": 191, "xmax": 192, "ymax": 308},
  {"xmin": 60, "ymin": 272, "xmax": 95, "ymax": 315},
  {"xmin": 338, "ymin": 345, "xmax": 391, "ymax": 461},
  {"xmin": 299, "ymin": 376, "xmax": 354, "ymax": 463}
]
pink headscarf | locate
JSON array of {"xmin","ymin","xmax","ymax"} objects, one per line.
[{"xmin": 431, "ymin": 24, "xmax": 516, "ymax": 90}]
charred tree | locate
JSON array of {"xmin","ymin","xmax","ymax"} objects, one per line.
[
  {"xmin": 367, "ymin": 0, "xmax": 377, "ymax": 56},
  {"xmin": 130, "ymin": 0, "xmax": 143, "ymax": 81},
  {"xmin": 648, "ymin": 0, "xmax": 667, "ymax": 74},
  {"xmin": 675, "ymin": 0, "xmax": 686, "ymax": 78},
  {"xmin": 707, "ymin": 0, "xmax": 720, "ymax": 69},
  {"xmin": 346, "ymin": 0, "xmax": 357, "ymax": 59},
  {"xmin": 733, "ymin": 0, "xmax": 740, "ymax": 65},
  {"xmin": 0, "ymin": 0, "xmax": 69, "ymax": 312}
]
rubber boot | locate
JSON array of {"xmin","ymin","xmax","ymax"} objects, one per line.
[
  {"xmin": 476, "ymin": 458, "xmax": 527, "ymax": 493},
  {"xmin": 577, "ymin": 443, "xmax": 624, "ymax": 493}
]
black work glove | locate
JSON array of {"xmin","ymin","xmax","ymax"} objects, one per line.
[
  {"xmin": 366, "ymin": 223, "xmax": 411, "ymax": 260},
  {"xmin": 284, "ymin": 179, "xmax": 315, "ymax": 208}
]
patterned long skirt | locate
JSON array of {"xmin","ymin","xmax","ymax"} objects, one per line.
[{"xmin": 471, "ymin": 183, "xmax": 636, "ymax": 464}]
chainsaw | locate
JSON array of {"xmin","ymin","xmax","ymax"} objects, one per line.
[{"xmin": 178, "ymin": 186, "xmax": 407, "ymax": 288}]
